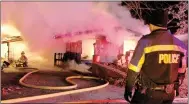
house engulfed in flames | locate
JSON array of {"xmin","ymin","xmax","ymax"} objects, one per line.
[{"xmin": 54, "ymin": 33, "xmax": 137, "ymax": 67}]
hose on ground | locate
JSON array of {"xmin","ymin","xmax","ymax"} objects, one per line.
[{"xmin": 1, "ymin": 70, "xmax": 109, "ymax": 103}]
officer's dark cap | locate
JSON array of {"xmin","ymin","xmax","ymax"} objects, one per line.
[{"xmin": 145, "ymin": 9, "xmax": 168, "ymax": 27}]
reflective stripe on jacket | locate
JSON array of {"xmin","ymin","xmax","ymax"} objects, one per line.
[{"xmin": 128, "ymin": 29, "xmax": 188, "ymax": 85}]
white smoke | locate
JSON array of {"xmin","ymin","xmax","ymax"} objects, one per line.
[
  {"xmin": 174, "ymin": 34, "xmax": 188, "ymax": 42},
  {"xmin": 1, "ymin": 2, "xmax": 150, "ymax": 65}
]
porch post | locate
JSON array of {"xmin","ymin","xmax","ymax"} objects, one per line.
[{"xmin": 7, "ymin": 42, "xmax": 10, "ymax": 61}]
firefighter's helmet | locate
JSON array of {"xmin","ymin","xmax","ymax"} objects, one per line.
[{"xmin": 21, "ymin": 51, "xmax": 25, "ymax": 54}]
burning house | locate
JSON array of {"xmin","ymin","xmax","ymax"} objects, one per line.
[
  {"xmin": 2, "ymin": 2, "xmax": 187, "ymax": 74},
  {"xmin": 1, "ymin": 2, "xmax": 188, "ymax": 103},
  {"xmin": 2, "ymin": 2, "xmax": 150, "ymax": 67},
  {"xmin": 53, "ymin": 28, "xmax": 137, "ymax": 63},
  {"xmin": 52, "ymin": 27, "xmax": 138, "ymax": 82}
]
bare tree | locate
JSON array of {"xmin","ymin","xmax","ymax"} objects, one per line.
[
  {"xmin": 120, "ymin": 1, "xmax": 188, "ymax": 34},
  {"xmin": 167, "ymin": 1, "xmax": 188, "ymax": 34}
]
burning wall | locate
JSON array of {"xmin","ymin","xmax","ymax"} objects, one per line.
[
  {"xmin": 62, "ymin": 35, "xmax": 137, "ymax": 63},
  {"xmin": 94, "ymin": 36, "xmax": 123, "ymax": 62},
  {"xmin": 82, "ymin": 39, "xmax": 96, "ymax": 60}
]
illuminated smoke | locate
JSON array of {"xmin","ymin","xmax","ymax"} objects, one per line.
[{"xmin": 1, "ymin": 2, "xmax": 151, "ymax": 66}]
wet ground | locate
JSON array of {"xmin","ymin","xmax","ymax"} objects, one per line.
[
  {"xmin": 1, "ymin": 70, "xmax": 105, "ymax": 100},
  {"xmin": 1, "ymin": 68, "xmax": 188, "ymax": 103}
]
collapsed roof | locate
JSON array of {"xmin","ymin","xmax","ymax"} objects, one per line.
[{"xmin": 1, "ymin": 36, "xmax": 23, "ymax": 44}]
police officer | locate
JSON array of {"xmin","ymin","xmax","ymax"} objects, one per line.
[{"xmin": 124, "ymin": 9, "xmax": 188, "ymax": 104}]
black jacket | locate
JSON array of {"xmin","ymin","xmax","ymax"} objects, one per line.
[{"xmin": 126, "ymin": 29, "xmax": 188, "ymax": 88}]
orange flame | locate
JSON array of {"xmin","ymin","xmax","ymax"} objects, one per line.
[{"xmin": 1, "ymin": 24, "xmax": 21, "ymax": 37}]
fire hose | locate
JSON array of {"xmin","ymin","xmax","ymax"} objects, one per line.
[
  {"xmin": 1, "ymin": 69, "xmax": 188, "ymax": 104},
  {"xmin": 1, "ymin": 70, "xmax": 109, "ymax": 103}
]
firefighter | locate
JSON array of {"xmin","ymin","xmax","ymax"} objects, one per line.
[
  {"xmin": 18, "ymin": 51, "xmax": 28, "ymax": 67},
  {"xmin": 124, "ymin": 9, "xmax": 188, "ymax": 104}
]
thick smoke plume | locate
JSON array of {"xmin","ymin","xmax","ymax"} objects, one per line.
[{"xmin": 1, "ymin": 2, "xmax": 150, "ymax": 65}]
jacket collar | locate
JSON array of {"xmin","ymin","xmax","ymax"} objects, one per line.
[{"xmin": 151, "ymin": 29, "xmax": 167, "ymax": 33}]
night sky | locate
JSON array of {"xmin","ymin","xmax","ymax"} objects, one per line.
[{"xmin": 121, "ymin": 1, "xmax": 188, "ymax": 34}]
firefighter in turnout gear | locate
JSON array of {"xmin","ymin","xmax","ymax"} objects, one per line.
[{"xmin": 124, "ymin": 10, "xmax": 188, "ymax": 104}]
